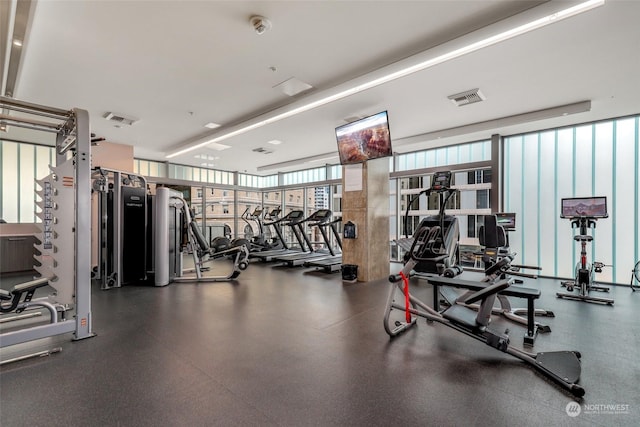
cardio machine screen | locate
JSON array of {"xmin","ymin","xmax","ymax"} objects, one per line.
[
  {"xmin": 495, "ymin": 213, "xmax": 516, "ymax": 231},
  {"xmin": 560, "ymin": 196, "xmax": 608, "ymax": 218},
  {"xmin": 431, "ymin": 171, "xmax": 451, "ymax": 190}
]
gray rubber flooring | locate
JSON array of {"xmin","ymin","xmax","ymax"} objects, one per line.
[{"xmin": 1, "ymin": 262, "xmax": 639, "ymax": 426}]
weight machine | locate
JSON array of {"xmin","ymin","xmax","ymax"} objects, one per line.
[
  {"xmin": 92, "ymin": 167, "xmax": 147, "ymax": 289},
  {"xmin": 557, "ymin": 196, "xmax": 614, "ymax": 305},
  {"xmin": 0, "ymin": 96, "xmax": 95, "ymax": 352},
  {"xmin": 153, "ymin": 187, "xmax": 249, "ymax": 285}
]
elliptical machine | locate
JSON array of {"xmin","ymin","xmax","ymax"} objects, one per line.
[
  {"xmin": 384, "ymin": 180, "xmax": 585, "ymax": 396},
  {"xmin": 398, "ymin": 171, "xmax": 462, "ymax": 278},
  {"xmin": 557, "ymin": 196, "xmax": 614, "ymax": 305}
]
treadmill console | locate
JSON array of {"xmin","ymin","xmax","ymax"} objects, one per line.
[{"xmin": 287, "ymin": 210, "xmax": 304, "ymax": 219}]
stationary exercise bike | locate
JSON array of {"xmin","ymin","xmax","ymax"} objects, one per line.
[
  {"xmin": 631, "ymin": 260, "xmax": 640, "ymax": 291},
  {"xmin": 557, "ymin": 196, "xmax": 614, "ymax": 305}
]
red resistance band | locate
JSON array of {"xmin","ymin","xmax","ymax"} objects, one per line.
[{"xmin": 400, "ymin": 271, "xmax": 411, "ymax": 323}]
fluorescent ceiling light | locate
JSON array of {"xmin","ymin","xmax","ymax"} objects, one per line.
[
  {"xmin": 13, "ymin": 39, "xmax": 23, "ymax": 47},
  {"xmin": 166, "ymin": 0, "xmax": 604, "ymax": 159},
  {"xmin": 204, "ymin": 122, "xmax": 220, "ymax": 129},
  {"xmin": 267, "ymin": 139, "xmax": 283, "ymax": 145}
]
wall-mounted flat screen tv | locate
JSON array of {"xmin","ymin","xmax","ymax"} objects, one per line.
[{"xmin": 335, "ymin": 111, "xmax": 392, "ymax": 165}]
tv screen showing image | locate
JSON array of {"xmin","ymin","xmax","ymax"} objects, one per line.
[
  {"xmin": 495, "ymin": 212, "xmax": 516, "ymax": 231},
  {"xmin": 335, "ymin": 111, "xmax": 392, "ymax": 165},
  {"xmin": 560, "ymin": 196, "xmax": 608, "ymax": 218}
]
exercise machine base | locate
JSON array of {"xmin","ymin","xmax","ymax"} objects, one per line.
[
  {"xmin": 384, "ymin": 275, "xmax": 585, "ymax": 397},
  {"xmin": 558, "ymin": 280, "xmax": 614, "ymax": 305}
]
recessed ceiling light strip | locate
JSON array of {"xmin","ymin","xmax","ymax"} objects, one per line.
[{"xmin": 166, "ymin": 0, "xmax": 604, "ymax": 159}]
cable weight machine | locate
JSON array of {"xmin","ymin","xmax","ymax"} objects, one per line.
[
  {"xmin": 91, "ymin": 168, "xmax": 148, "ymax": 289},
  {"xmin": 0, "ymin": 96, "xmax": 95, "ymax": 352}
]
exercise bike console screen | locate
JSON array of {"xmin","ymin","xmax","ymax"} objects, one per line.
[
  {"xmin": 560, "ymin": 196, "xmax": 608, "ymax": 218},
  {"xmin": 431, "ymin": 171, "xmax": 451, "ymax": 190},
  {"xmin": 495, "ymin": 213, "xmax": 516, "ymax": 231}
]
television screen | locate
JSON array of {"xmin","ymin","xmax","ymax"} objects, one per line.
[
  {"xmin": 495, "ymin": 212, "xmax": 516, "ymax": 231},
  {"xmin": 560, "ymin": 196, "xmax": 608, "ymax": 218},
  {"xmin": 336, "ymin": 111, "xmax": 392, "ymax": 165}
]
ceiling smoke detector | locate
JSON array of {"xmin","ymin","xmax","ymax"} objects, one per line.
[
  {"xmin": 250, "ymin": 15, "xmax": 272, "ymax": 35},
  {"xmin": 448, "ymin": 88, "xmax": 486, "ymax": 107}
]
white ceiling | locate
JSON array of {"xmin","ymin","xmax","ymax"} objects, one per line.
[{"xmin": 6, "ymin": 0, "xmax": 640, "ymax": 176}]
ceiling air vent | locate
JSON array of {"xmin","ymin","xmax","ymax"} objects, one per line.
[
  {"xmin": 447, "ymin": 88, "xmax": 485, "ymax": 107},
  {"xmin": 252, "ymin": 147, "xmax": 273, "ymax": 154},
  {"xmin": 103, "ymin": 112, "xmax": 138, "ymax": 126}
]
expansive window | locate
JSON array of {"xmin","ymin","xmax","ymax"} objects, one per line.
[
  {"xmin": 504, "ymin": 116, "xmax": 639, "ymax": 283},
  {"xmin": 391, "ymin": 169, "xmax": 491, "ymax": 263},
  {"xmin": 282, "ymin": 167, "xmax": 326, "ymax": 186},
  {"xmin": 3, "ymin": 115, "xmax": 638, "ymax": 285},
  {"xmin": 395, "ymin": 140, "xmax": 491, "ymax": 172},
  {"xmin": 0, "ymin": 141, "xmax": 54, "ymax": 223},
  {"xmin": 168, "ymin": 164, "xmax": 234, "ymax": 185},
  {"xmin": 135, "ymin": 159, "xmax": 167, "ymax": 178},
  {"xmin": 187, "ymin": 185, "xmax": 234, "ymax": 241}
]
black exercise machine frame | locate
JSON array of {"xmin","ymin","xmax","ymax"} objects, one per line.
[
  {"xmin": 384, "ymin": 257, "xmax": 585, "ymax": 397},
  {"xmin": 419, "ymin": 272, "xmax": 543, "ymax": 346}
]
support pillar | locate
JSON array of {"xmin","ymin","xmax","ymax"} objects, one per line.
[{"xmin": 341, "ymin": 159, "xmax": 389, "ymax": 282}]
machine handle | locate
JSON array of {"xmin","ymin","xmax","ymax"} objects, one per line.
[{"xmin": 389, "ymin": 271, "xmax": 415, "ymax": 283}]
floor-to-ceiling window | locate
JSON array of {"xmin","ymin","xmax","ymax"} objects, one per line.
[
  {"xmin": 0, "ymin": 141, "xmax": 54, "ymax": 223},
  {"xmin": 504, "ymin": 116, "xmax": 639, "ymax": 283}
]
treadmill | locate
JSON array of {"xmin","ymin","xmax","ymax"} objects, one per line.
[
  {"xmin": 304, "ymin": 216, "xmax": 342, "ymax": 272},
  {"xmin": 273, "ymin": 209, "xmax": 337, "ymax": 267},
  {"xmin": 250, "ymin": 209, "xmax": 307, "ymax": 262}
]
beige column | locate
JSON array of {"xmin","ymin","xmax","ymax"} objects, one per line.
[{"xmin": 341, "ymin": 158, "xmax": 389, "ymax": 282}]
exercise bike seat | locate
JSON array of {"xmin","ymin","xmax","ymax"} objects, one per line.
[{"xmin": 574, "ymin": 234, "xmax": 593, "ymax": 242}]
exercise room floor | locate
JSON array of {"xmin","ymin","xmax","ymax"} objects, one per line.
[{"xmin": 1, "ymin": 262, "xmax": 639, "ymax": 426}]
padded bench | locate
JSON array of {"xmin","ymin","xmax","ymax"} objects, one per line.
[{"xmin": 0, "ymin": 277, "xmax": 50, "ymax": 313}]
